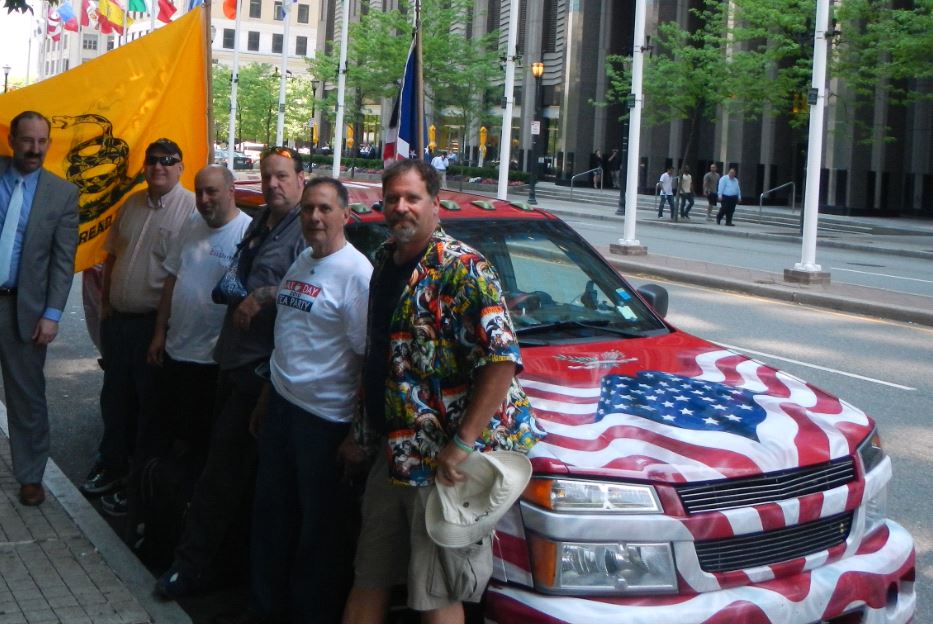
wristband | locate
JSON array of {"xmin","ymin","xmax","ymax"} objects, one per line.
[{"xmin": 452, "ymin": 433, "xmax": 474, "ymax": 454}]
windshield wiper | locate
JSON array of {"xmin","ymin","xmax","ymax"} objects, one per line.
[{"xmin": 516, "ymin": 319, "xmax": 646, "ymax": 338}]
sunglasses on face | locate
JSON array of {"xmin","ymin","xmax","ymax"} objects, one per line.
[
  {"xmin": 146, "ymin": 155, "xmax": 181, "ymax": 166},
  {"xmin": 260, "ymin": 146, "xmax": 299, "ymax": 161}
]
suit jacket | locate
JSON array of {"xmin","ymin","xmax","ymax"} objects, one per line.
[{"xmin": 0, "ymin": 157, "xmax": 80, "ymax": 342}]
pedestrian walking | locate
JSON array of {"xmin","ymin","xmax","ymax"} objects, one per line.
[
  {"xmin": 717, "ymin": 167, "xmax": 741, "ymax": 226},
  {"xmin": 703, "ymin": 163, "xmax": 720, "ymax": 221},
  {"xmin": 430, "ymin": 150, "xmax": 449, "ymax": 189},
  {"xmin": 590, "ymin": 150, "xmax": 602, "ymax": 188},
  {"xmin": 608, "ymin": 148, "xmax": 620, "ymax": 189},
  {"xmin": 341, "ymin": 159, "xmax": 541, "ymax": 624},
  {"xmin": 657, "ymin": 167, "xmax": 677, "ymax": 219},
  {"xmin": 0, "ymin": 111, "xmax": 79, "ymax": 507},
  {"xmin": 679, "ymin": 166, "xmax": 694, "ymax": 219}
]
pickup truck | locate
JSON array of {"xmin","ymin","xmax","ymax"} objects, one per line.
[{"xmin": 242, "ymin": 181, "xmax": 917, "ymax": 623}]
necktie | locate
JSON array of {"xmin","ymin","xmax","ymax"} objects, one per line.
[{"xmin": 0, "ymin": 178, "xmax": 24, "ymax": 286}]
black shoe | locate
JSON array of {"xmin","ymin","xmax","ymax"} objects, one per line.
[
  {"xmin": 155, "ymin": 564, "xmax": 212, "ymax": 601},
  {"xmin": 81, "ymin": 464, "xmax": 125, "ymax": 495},
  {"xmin": 725, "ymin": 223, "xmax": 735, "ymax": 226},
  {"xmin": 101, "ymin": 489, "xmax": 128, "ymax": 517}
]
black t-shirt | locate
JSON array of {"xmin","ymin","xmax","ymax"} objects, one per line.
[{"xmin": 362, "ymin": 250, "xmax": 423, "ymax": 434}]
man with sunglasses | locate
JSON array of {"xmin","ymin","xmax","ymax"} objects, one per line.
[
  {"xmin": 82, "ymin": 139, "xmax": 195, "ymax": 514},
  {"xmin": 156, "ymin": 146, "xmax": 306, "ymax": 602}
]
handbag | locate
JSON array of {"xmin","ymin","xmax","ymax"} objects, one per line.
[{"xmin": 211, "ymin": 251, "xmax": 247, "ymax": 304}]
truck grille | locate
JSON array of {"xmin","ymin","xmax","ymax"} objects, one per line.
[
  {"xmin": 676, "ymin": 458, "xmax": 856, "ymax": 514},
  {"xmin": 695, "ymin": 512, "xmax": 853, "ymax": 573}
]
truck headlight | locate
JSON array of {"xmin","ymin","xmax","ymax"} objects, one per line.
[
  {"xmin": 529, "ymin": 534, "xmax": 677, "ymax": 595},
  {"xmin": 857, "ymin": 429, "xmax": 885, "ymax": 474},
  {"xmin": 524, "ymin": 478, "xmax": 662, "ymax": 513}
]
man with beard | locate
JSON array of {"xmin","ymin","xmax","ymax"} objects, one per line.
[
  {"xmin": 0, "ymin": 110, "xmax": 78, "ymax": 506},
  {"xmin": 342, "ymin": 159, "xmax": 540, "ymax": 624}
]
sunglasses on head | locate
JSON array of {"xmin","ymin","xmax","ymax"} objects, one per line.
[
  {"xmin": 146, "ymin": 155, "xmax": 181, "ymax": 166},
  {"xmin": 260, "ymin": 146, "xmax": 298, "ymax": 161}
]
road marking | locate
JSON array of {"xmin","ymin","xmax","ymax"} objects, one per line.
[
  {"xmin": 831, "ymin": 267, "xmax": 933, "ymax": 285},
  {"xmin": 714, "ymin": 342, "xmax": 916, "ymax": 391}
]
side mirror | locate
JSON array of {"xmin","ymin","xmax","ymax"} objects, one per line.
[{"xmin": 636, "ymin": 283, "xmax": 669, "ymax": 318}]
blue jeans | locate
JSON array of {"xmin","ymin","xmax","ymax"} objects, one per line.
[
  {"xmin": 250, "ymin": 389, "xmax": 353, "ymax": 623},
  {"xmin": 680, "ymin": 193, "xmax": 695, "ymax": 217},
  {"xmin": 657, "ymin": 194, "xmax": 677, "ymax": 218}
]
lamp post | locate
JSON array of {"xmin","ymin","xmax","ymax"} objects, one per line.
[
  {"xmin": 3, "ymin": 65, "xmax": 10, "ymax": 93},
  {"xmin": 527, "ymin": 61, "xmax": 544, "ymax": 205}
]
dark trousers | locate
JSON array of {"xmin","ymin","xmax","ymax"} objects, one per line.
[
  {"xmin": 680, "ymin": 193, "xmax": 694, "ymax": 217},
  {"xmin": 173, "ymin": 363, "xmax": 264, "ymax": 579},
  {"xmin": 250, "ymin": 390, "xmax": 353, "ymax": 623},
  {"xmin": 657, "ymin": 194, "xmax": 677, "ymax": 218},
  {"xmin": 98, "ymin": 312, "xmax": 157, "ymax": 475},
  {"xmin": 152, "ymin": 356, "xmax": 219, "ymax": 462},
  {"xmin": 707, "ymin": 192, "xmax": 718, "ymax": 210},
  {"xmin": 717, "ymin": 195, "xmax": 738, "ymax": 225}
]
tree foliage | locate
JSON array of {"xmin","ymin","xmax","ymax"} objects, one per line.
[
  {"xmin": 604, "ymin": 0, "xmax": 932, "ymax": 150},
  {"xmin": 306, "ymin": 0, "xmax": 500, "ymax": 154}
]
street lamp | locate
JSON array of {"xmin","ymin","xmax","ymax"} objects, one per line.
[
  {"xmin": 527, "ymin": 61, "xmax": 544, "ymax": 205},
  {"xmin": 2, "ymin": 65, "xmax": 11, "ymax": 93}
]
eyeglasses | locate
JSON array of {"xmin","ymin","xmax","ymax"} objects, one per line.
[{"xmin": 145, "ymin": 155, "xmax": 181, "ymax": 166}]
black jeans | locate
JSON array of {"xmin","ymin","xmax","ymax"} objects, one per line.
[
  {"xmin": 717, "ymin": 195, "xmax": 738, "ymax": 224},
  {"xmin": 98, "ymin": 312, "xmax": 158, "ymax": 475},
  {"xmin": 173, "ymin": 362, "xmax": 264, "ymax": 579},
  {"xmin": 250, "ymin": 390, "xmax": 353, "ymax": 623}
]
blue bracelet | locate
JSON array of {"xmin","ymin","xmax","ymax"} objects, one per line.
[{"xmin": 452, "ymin": 433, "xmax": 474, "ymax": 453}]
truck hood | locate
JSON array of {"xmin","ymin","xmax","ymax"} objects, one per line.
[{"xmin": 521, "ymin": 333, "xmax": 873, "ymax": 484}]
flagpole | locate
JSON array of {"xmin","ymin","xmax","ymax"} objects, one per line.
[
  {"xmin": 415, "ymin": 0, "xmax": 424, "ymax": 159},
  {"xmin": 227, "ymin": 0, "xmax": 242, "ymax": 169},
  {"xmin": 204, "ymin": 1, "xmax": 215, "ymax": 154},
  {"xmin": 332, "ymin": 0, "xmax": 349, "ymax": 178},
  {"xmin": 274, "ymin": 0, "xmax": 290, "ymax": 145},
  {"xmin": 497, "ymin": 0, "xmax": 519, "ymax": 200}
]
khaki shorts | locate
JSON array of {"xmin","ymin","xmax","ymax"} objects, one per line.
[{"xmin": 354, "ymin": 453, "xmax": 493, "ymax": 612}]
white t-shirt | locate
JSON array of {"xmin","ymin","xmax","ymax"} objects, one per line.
[
  {"xmin": 163, "ymin": 210, "xmax": 253, "ymax": 364},
  {"xmin": 269, "ymin": 243, "xmax": 372, "ymax": 422}
]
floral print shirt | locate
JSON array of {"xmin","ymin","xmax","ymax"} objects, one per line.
[{"xmin": 361, "ymin": 228, "xmax": 541, "ymax": 486}]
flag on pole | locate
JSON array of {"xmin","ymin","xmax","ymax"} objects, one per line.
[
  {"xmin": 383, "ymin": 38, "xmax": 425, "ymax": 165},
  {"xmin": 58, "ymin": 2, "xmax": 80, "ymax": 31},
  {"xmin": 97, "ymin": 0, "xmax": 132, "ymax": 33},
  {"xmin": 81, "ymin": 0, "xmax": 93, "ymax": 27},
  {"xmin": 128, "ymin": 0, "xmax": 147, "ymax": 12},
  {"xmin": 47, "ymin": 7, "xmax": 63, "ymax": 41},
  {"xmin": 156, "ymin": 0, "xmax": 176, "ymax": 22},
  {"xmin": 222, "ymin": 0, "xmax": 236, "ymax": 19},
  {"xmin": 0, "ymin": 8, "xmax": 209, "ymax": 271},
  {"xmin": 188, "ymin": 0, "xmax": 204, "ymax": 10}
]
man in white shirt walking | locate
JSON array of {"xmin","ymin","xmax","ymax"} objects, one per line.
[
  {"xmin": 430, "ymin": 150, "xmax": 449, "ymax": 189},
  {"xmin": 657, "ymin": 166, "xmax": 677, "ymax": 220}
]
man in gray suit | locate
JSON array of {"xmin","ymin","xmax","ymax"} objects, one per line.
[{"xmin": 0, "ymin": 110, "xmax": 79, "ymax": 506}]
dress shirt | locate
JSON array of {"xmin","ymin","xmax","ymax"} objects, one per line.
[{"xmin": 718, "ymin": 175, "xmax": 741, "ymax": 197}]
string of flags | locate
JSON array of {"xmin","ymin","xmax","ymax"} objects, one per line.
[{"xmin": 43, "ymin": 0, "xmax": 183, "ymax": 40}]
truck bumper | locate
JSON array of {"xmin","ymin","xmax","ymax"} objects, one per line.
[{"xmin": 485, "ymin": 520, "xmax": 915, "ymax": 624}]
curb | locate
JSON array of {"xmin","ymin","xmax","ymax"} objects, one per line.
[
  {"xmin": 0, "ymin": 407, "xmax": 192, "ymax": 624},
  {"xmin": 602, "ymin": 255, "xmax": 933, "ymax": 328}
]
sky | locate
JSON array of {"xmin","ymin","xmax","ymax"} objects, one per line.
[{"xmin": 0, "ymin": 10, "xmax": 41, "ymax": 85}]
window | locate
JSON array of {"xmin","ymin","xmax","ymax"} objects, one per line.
[
  {"xmin": 247, "ymin": 31, "xmax": 259, "ymax": 51},
  {"xmin": 82, "ymin": 35, "xmax": 98, "ymax": 50},
  {"xmin": 273, "ymin": 1, "xmax": 283, "ymax": 20},
  {"xmin": 297, "ymin": 3, "xmax": 309, "ymax": 23},
  {"xmin": 272, "ymin": 33, "xmax": 283, "ymax": 53},
  {"xmin": 295, "ymin": 35, "xmax": 307, "ymax": 56},
  {"xmin": 107, "ymin": 38, "xmax": 115, "ymax": 50},
  {"xmin": 542, "ymin": 0, "xmax": 557, "ymax": 53},
  {"xmin": 222, "ymin": 28, "xmax": 235, "ymax": 49},
  {"xmin": 249, "ymin": 0, "xmax": 261, "ymax": 18}
]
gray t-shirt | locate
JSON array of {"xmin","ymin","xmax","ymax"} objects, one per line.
[{"xmin": 213, "ymin": 206, "xmax": 306, "ymax": 370}]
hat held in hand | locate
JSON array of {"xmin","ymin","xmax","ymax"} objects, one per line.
[{"xmin": 426, "ymin": 451, "xmax": 532, "ymax": 548}]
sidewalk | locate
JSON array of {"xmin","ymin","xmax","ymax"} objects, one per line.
[{"xmin": 0, "ymin": 408, "xmax": 190, "ymax": 624}]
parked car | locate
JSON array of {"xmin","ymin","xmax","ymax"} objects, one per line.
[
  {"xmin": 214, "ymin": 149, "xmax": 253, "ymax": 170},
  {"xmin": 236, "ymin": 182, "xmax": 916, "ymax": 623}
]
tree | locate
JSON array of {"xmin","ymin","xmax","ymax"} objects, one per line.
[
  {"xmin": 307, "ymin": 0, "xmax": 500, "ymax": 156},
  {"xmin": 212, "ymin": 65, "xmax": 232, "ymax": 145}
]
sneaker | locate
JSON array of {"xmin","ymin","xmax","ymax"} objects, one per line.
[
  {"xmin": 101, "ymin": 490, "xmax": 128, "ymax": 517},
  {"xmin": 155, "ymin": 564, "xmax": 210, "ymax": 601},
  {"xmin": 81, "ymin": 464, "xmax": 125, "ymax": 495}
]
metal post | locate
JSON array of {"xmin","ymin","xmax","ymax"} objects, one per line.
[
  {"xmin": 617, "ymin": 0, "xmax": 647, "ymax": 252},
  {"xmin": 2, "ymin": 65, "xmax": 9, "ymax": 93},
  {"xmin": 528, "ymin": 62, "xmax": 544, "ymax": 205},
  {"xmin": 497, "ymin": 0, "xmax": 520, "ymax": 200}
]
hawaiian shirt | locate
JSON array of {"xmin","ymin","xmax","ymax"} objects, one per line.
[{"xmin": 360, "ymin": 228, "xmax": 541, "ymax": 487}]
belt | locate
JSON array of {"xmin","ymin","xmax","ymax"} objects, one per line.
[{"xmin": 0, "ymin": 287, "xmax": 16, "ymax": 296}]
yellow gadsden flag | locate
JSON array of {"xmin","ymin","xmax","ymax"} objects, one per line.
[{"xmin": 0, "ymin": 8, "xmax": 208, "ymax": 271}]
